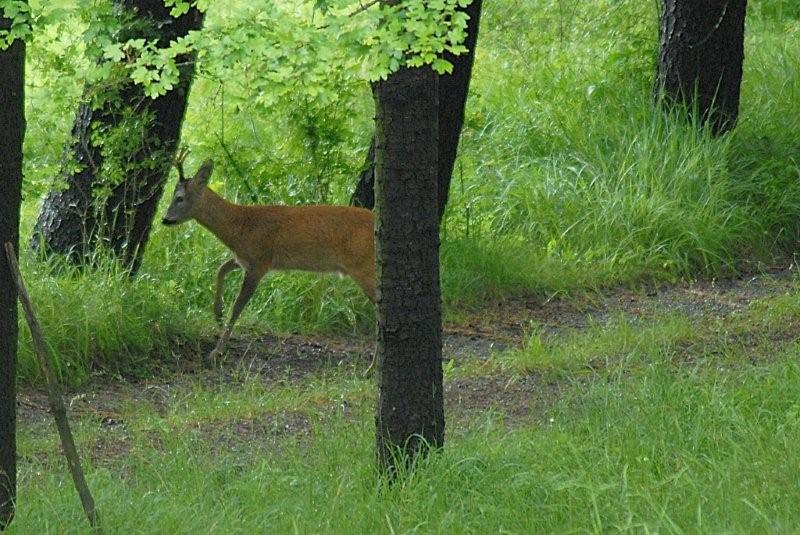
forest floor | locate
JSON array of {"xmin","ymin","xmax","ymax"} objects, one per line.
[{"xmin": 16, "ymin": 260, "xmax": 800, "ymax": 462}]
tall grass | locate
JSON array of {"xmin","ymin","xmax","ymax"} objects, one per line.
[
  {"xmin": 14, "ymin": 252, "xmax": 203, "ymax": 384},
  {"xmin": 446, "ymin": 1, "xmax": 800, "ymax": 286}
]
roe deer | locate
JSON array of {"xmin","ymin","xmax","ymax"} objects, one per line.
[{"xmin": 162, "ymin": 151, "xmax": 376, "ymax": 368}]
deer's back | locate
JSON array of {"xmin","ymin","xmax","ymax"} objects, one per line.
[{"xmin": 237, "ymin": 204, "xmax": 374, "ymax": 274}]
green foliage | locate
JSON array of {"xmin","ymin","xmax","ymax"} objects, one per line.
[
  {"xmin": 101, "ymin": 36, "xmax": 187, "ymax": 98},
  {"xmin": 17, "ymin": 0, "xmax": 800, "ymax": 381},
  {"xmin": 750, "ymin": 0, "xmax": 800, "ymax": 23},
  {"xmin": 164, "ymin": 0, "xmax": 211, "ymax": 18},
  {"xmin": 18, "ymin": 0, "xmax": 472, "ymax": 99},
  {"xmin": 368, "ymin": 0, "xmax": 471, "ymax": 75},
  {"xmin": 18, "ymin": 0, "xmax": 475, "ymax": 196},
  {"xmin": 184, "ymin": 0, "xmax": 471, "ymax": 87},
  {"xmin": 0, "ymin": 0, "xmax": 32, "ymax": 48},
  {"xmin": 8, "ymin": 2, "xmax": 800, "ymax": 529}
]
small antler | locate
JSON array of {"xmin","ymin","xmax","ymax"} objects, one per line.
[{"xmin": 173, "ymin": 146, "xmax": 190, "ymax": 182}]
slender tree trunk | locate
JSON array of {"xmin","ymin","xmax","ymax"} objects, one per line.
[
  {"xmin": 351, "ymin": 139, "xmax": 376, "ymax": 209},
  {"xmin": 435, "ymin": 0, "xmax": 482, "ymax": 216},
  {"xmin": 351, "ymin": 0, "xmax": 482, "ymax": 219},
  {"xmin": 657, "ymin": 0, "xmax": 748, "ymax": 134},
  {"xmin": 31, "ymin": 1, "xmax": 204, "ymax": 273},
  {"xmin": 374, "ymin": 65, "xmax": 444, "ymax": 473},
  {"xmin": 0, "ymin": 8, "xmax": 25, "ymax": 529}
]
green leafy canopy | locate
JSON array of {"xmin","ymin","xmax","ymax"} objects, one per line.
[
  {"xmin": 10, "ymin": 0, "xmax": 473, "ymax": 100},
  {"xmin": 0, "ymin": 0, "xmax": 32, "ymax": 47},
  {"xmin": 170, "ymin": 0, "xmax": 472, "ymax": 101}
]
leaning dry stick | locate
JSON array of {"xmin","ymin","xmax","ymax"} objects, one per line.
[{"xmin": 3, "ymin": 243, "xmax": 101, "ymax": 533}]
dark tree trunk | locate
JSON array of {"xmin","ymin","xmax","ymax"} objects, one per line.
[
  {"xmin": 374, "ymin": 66, "xmax": 444, "ymax": 473},
  {"xmin": 0, "ymin": 9, "xmax": 25, "ymax": 529},
  {"xmin": 657, "ymin": 0, "xmax": 748, "ymax": 135},
  {"xmin": 351, "ymin": 139, "xmax": 376, "ymax": 210},
  {"xmin": 351, "ymin": 0, "xmax": 483, "ymax": 219},
  {"xmin": 31, "ymin": 1, "xmax": 204, "ymax": 273}
]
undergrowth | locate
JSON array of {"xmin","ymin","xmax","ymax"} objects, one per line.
[{"xmin": 16, "ymin": 1, "xmax": 800, "ymax": 384}]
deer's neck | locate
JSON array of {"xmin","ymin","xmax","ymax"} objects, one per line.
[{"xmin": 193, "ymin": 189, "xmax": 249, "ymax": 253}]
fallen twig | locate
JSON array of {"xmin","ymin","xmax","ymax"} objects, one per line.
[{"xmin": 4, "ymin": 243, "xmax": 101, "ymax": 534}]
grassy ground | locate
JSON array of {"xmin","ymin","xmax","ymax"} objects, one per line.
[{"xmin": 9, "ymin": 273, "xmax": 800, "ymax": 533}]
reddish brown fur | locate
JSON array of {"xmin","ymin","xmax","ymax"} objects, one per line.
[
  {"xmin": 162, "ymin": 160, "xmax": 375, "ymax": 367},
  {"xmin": 194, "ymin": 190, "xmax": 376, "ymax": 300}
]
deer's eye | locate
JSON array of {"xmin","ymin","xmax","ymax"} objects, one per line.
[{"xmin": 175, "ymin": 196, "xmax": 185, "ymax": 203}]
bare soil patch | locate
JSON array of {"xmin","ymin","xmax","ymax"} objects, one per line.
[
  {"xmin": 455, "ymin": 264, "xmax": 798, "ymax": 339},
  {"xmin": 445, "ymin": 373, "xmax": 566, "ymax": 429},
  {"xmin": 191, "ymin": 412, "xmax": 314, "ymax": 458}
]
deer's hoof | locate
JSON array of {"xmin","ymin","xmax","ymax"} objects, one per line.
[{"xmin": 205, "ymin": 349, "xmax": 224, "ymax": 369}]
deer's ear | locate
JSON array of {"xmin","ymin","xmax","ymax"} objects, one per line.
[{"xmin": 193, "ymin": 160, "xmax": 214, "ymax": 185}]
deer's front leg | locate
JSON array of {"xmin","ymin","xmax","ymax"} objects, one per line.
[
  {"xmin": 206, "ymin": 269, "xmax": 264, "ymax": 367},
  {"xmin": 214, "ymin": 258, "xmax": 240, "ymax": 326}
]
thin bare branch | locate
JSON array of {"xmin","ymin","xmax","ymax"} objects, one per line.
[
  {"xmin": 3, "ymin": 243, "xmax": 102, "ymax": 534},
  {"xmin": 173, "ymin": 146, "xmax": 190, "ymax": 182}
]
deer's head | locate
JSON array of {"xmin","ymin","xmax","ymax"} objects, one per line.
[{"xmin": 162, "ymin": 149, "xmax": 215, "ymax": 226}]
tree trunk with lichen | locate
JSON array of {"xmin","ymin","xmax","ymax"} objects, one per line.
[
  {"xmin": 657, "ymin": 0, "xmax": 748, "ymax": 134},
  {"xmin": 31, "ymin": 1, "xmax": 203, "ymax": 273},
  {"xmin": 374, "ymin": 64, "xmax": 444, "ymax": 474},
  {"xmin": 0, "ymin": 6, "xmax": 25, "ymax": 529}
]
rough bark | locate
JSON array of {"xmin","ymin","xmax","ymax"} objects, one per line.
[
  {"xmin": 374, "ymin": 66, "xmax": 444, "ymax": 473},
  {"xmin": 351, "ymin": 0, "xmax": 483, "ymax": 219},
  {"xmin": 31, "ymin": 1, "xmax": 204, "ymax": 272},
  {"xmin": 657, "ymin": 0, "xmax": 748, "ymax": 134},
  {"xmin": 0, "ymin": 9, "xmax": 25, "ymax": 529}
]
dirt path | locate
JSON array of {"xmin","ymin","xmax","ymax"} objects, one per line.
[{"xmin": 17, "ymin": 264, "xmax": 800, "ymax": 434}]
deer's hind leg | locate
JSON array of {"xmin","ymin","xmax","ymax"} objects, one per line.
[
  {"xmin": 207, "ymin": 268, "xmax": 266, "ymax": 367},
  {"xmin": 214, "ymin": 258, "xmax": 240, "ymax": 325},
  {"xmin": 348, "ymin": 267, "xmax": 377, "ymax": 375},
  {"xmin": 348, "ymin": 264, "xmax": 376, "ymax": 304}
]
